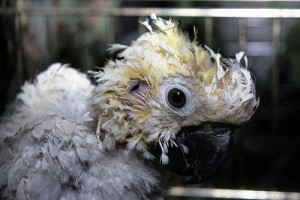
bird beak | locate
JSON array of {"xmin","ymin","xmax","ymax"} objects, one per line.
[{"xmin": 151, "ymin": 123, "xmax": 234, "ymax": 184}]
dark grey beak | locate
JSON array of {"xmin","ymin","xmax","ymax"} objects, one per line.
[{"xmin": 151, "ymin": 122, "xmax": 234, "ymax": 184}]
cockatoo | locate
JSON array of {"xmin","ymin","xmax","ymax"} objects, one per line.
[{"xmin": 0, "ymin": 14, "xmax": 259, "ymax": 200}]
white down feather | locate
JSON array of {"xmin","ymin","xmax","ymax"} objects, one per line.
[{"xmin": 0, "ymin": 64, "xmax": 163, "ymax": 200}]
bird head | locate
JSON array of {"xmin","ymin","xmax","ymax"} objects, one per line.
[{"xmin": 91, "ymin": 14, "xmax": 259, "ymax": 183}]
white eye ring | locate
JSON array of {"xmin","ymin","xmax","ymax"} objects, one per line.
[{"xmin": 165, "ymin": 84, "xmax": 194, "ymax": 117}]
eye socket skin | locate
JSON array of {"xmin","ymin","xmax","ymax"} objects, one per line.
[{"xmin": 165, "ymin": 84, "xmax": 194, "ymax": 117}]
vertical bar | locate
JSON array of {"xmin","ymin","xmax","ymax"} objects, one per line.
[
  {"xmin": 107, "ymin": 16, "xmax": 115, "ymax": 43},
  {"xmin": 238, "ymin": 18, "xmax": 246, "ymax": 50},
  {"xmin": 76, "ymin": 15, "xmax": 83, "ymax": 67},
  {"xmin": 204, "ymin": 17, "xmax": 213, "ymax": 47},
  {"xmin": 272, "ymin": 18, "xmax": 281, "ymax": 136},
  {"xmin": 138, "ymin": 16, "xmax": 145, "ymax": 35},
  {"xmin": 15, "ymin": 10, "xmax": 24, "ymax": 88},
  {"xmin": 45, "ymin": 14, "xmax": 50, "ymax": 64},
  {"xmin": 76, "ymin": 15, "xmax": 83, "ymax": 48}
]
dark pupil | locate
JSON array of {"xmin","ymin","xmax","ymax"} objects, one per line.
[{"xmin": 168, "ymin": 88, "xmax": 186, "ymax": 108}]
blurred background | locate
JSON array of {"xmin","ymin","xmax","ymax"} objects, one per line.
[{"xmin": 1, "ymin": 0, "xmax": 300, "ymax": 199}]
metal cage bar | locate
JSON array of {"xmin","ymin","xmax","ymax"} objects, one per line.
[
  {"xmin": 1, "ymin": 7, "xmax": 300, "ymax": 18},
  {"xmin": 169, "ymin": 187, "xmax": 300, "ymax": 199}
]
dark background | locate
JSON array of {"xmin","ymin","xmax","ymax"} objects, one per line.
[{"xmin": 1, "ymin": 0, "xmax": 300, "ymax": 198}]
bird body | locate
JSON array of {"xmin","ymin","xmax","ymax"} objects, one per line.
[
  {"xmin": 0, "ymin": 64, "xmax": 163, "ymax": 199},
  {"xmin": 0, "ymin": 14, "xmax": 258, "ymax": 199}
]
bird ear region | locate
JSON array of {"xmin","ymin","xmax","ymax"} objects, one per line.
[{"xmin": 128, "ymin": 80, "xmax": 150, "ymax": 100}]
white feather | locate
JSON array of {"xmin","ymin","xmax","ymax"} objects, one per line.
[
  {"xmin": 160, "ymin": 153, "xmax": 169, "ymax": 165},
  {"xmin": 107, "ymin": 44, "xmax": 128, "ymax": 54}
]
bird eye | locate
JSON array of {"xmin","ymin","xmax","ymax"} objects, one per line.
[
  {"xmin": 167, "ymin": 88, "xmax": 186, "ymax": 108},
  {"xmin": 165, "ymin": 84, "xmax": 193, "ymax": 117}
]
